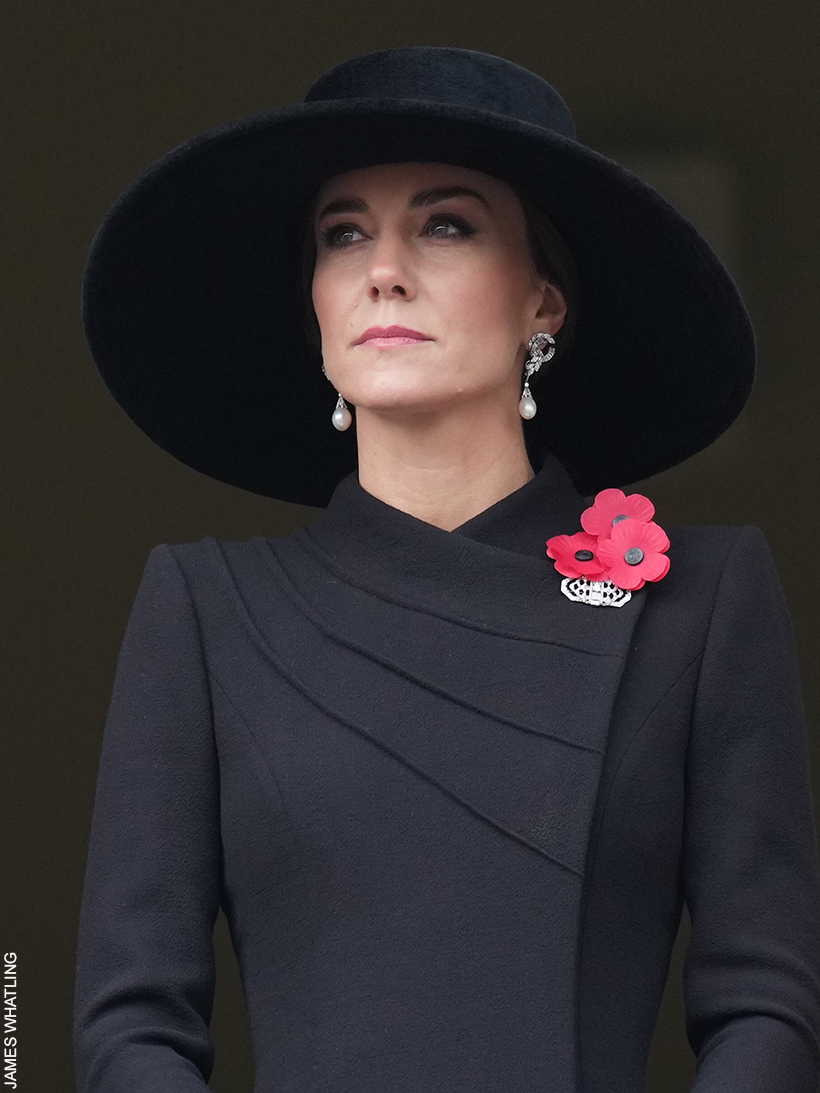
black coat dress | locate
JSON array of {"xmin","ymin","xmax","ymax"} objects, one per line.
[{"xmin": 73, "ymin": 451, "xmax": 820, "ymax": 1092}]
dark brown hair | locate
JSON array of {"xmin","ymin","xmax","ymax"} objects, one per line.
[{"xmin": 298, "ymin": 183, "xmax": 580, "ymax": 371}]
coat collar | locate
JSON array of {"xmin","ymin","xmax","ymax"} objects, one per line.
[
  {"xmin": 292, "ymin": 449, "xmax": 642, "ymax": 652},
  {"xmin": 305, "ymin": 448, "xmax": 588, "ymax": 569}
]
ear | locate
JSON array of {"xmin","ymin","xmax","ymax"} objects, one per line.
[{"xmin": 533, "ymin": 277, "xmax": 568, "ymax": 336}]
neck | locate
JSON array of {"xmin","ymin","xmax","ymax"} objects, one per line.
[{"xmin": 353, "ymin": 405, "xmax": 536, "ymax": 531}]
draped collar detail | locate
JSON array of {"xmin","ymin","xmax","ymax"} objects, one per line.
[
  {"xmin": 302, "ymin": 448, "xmax": 588, "ymax": 570},
  {"xmin": 285, "ymin": 450, "xmax": 642, "ymax": 651}
]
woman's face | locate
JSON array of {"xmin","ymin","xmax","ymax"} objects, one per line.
[{"xmin": 311, "ymin": 162, "xmax": 567, "ymax": 420}]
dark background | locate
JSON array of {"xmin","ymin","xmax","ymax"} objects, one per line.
[{"xmin": 4, "ymin": 2, "xmax": 819, "ymax": 1090}]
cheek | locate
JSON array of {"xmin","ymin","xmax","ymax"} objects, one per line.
[
  {"xmin": 312, "ymin": 261, "xmax": 360, "ymax": 336},
  {"xmin": 441, "ymin": 256, "xmax": 529, "ymax": 338},
  {"xmin": 311, "ymin": 268, "xmax": 338, "ymax": 331}
]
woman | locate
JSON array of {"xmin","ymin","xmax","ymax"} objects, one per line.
[{"xmin": 73, "ymin": 46, "xmax": 820, "ymax": 1091}]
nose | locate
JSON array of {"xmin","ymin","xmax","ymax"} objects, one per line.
[{"xmin": 365, "ymin": 231, "xmax": 416, "ymax": 301}]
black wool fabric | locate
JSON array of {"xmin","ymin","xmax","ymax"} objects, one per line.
[{"xmin": 73, "ymin": 451, "xmax": 820, "ymax": 1092}]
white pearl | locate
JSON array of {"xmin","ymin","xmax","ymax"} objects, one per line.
[
  {"xmin": 332, "ymin": 406, "xmax": 352, "ymax": 431},
  {"xmin": 519, "ymin": 395, "xmax": 537, "ymax": 419}
]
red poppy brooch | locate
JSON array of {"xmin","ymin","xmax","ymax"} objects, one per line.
[{"xmin": 545, "ymin": 488, "xmax": 670, "ymax": 607}]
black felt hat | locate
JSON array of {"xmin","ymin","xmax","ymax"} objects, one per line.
[{"xmin": 82, "ymin": 46, "xmax": 755, "ymax": 506}]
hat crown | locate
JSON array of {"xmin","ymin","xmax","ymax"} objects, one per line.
[{"xmin": 304, "ymin": 46, "xmax": 577, "ymax": 139}]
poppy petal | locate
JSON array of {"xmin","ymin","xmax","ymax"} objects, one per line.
[
  {"xmin": 641, "ymin": 553, "xmax": 671, "ymax": 582},
  {"xmin": 625, "ymin": 493, "xmax": 655, "ymax": 523},
  {"xmin": 593, "ymin": 488, "xmax": 626, "ymax": 508},
  {"xmin": 545, "ymin": 533, "xmax": 573, "ymax": 559},
  {"xmin": 580, "ymin": 488, "xmax": 626, "ymax": 536},
  {"xmin": 595, "ymin": 538, "xmax": 619, "ymax": 566},
  {"xmin": 608, "ymin": 561, "xmax": 645, "ymax": 590},
  {"xmin": 639, "ymin": 521, "xmax": 670, "ymax": 554}
]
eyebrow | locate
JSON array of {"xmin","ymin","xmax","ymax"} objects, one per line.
[{"xmin": 316, "ymin": 186, "xmax": 492, "ymax": 223}]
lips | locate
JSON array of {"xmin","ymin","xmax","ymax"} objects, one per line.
[{"xmin": 355, "ymin": 325, "xmax": 433, "ymax": 345}]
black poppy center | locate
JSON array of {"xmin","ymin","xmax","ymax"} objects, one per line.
[
  {"xmin": 624, "ymin": 547, "xmax": 644, "ymax": 565},
  {"xmin": 574, "ymin": 549, "xmax": 595, "ymax": 562}
]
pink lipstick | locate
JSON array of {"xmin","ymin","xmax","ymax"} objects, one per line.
[{"xmin": 355, "ymin": 325, "xmax": 433, "ymax": 346}]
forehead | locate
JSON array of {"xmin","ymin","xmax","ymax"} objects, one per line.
[{"xmin": 314, "ymin": 161, "xmax": 517, "ymax": 209}]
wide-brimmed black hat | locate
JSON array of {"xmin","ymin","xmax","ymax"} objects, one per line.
[{"xmin": 82, "ymin": 45, "xmax": 755, "ymax": 506}]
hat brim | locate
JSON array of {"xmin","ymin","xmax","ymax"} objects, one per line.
[{"xmin": 82, "ymin": 98, "xmax": 755, "ymax": 505}]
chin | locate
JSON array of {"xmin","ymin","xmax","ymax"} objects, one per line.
[{"xmin": 354, "ymin": 385, "xmax": 460, "ymax": 414}]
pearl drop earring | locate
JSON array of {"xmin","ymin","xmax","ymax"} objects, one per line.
[
  {"xmin": 322, "ymin": 361, "xmax": 352, "ymax": 431},
  {"xmin": 332, "ymin": 393, "xmax": 352, "ymax": 431},
  {"xmin": 519, "ymin": 332, "xmax": 556, "ymax": 419}
]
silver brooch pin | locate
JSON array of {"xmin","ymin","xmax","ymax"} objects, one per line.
[{"xmin": 560, "ymin": 577, "xmax": 632, "ymax": 607}]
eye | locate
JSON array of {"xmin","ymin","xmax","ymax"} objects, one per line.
[
  {"xmin": 426, "ymin": 214, "xmax": 476, "ymax": 239},
  {"xmin": 319, "ymin": 223, "xmax": 365, "ymax": 249},
  {"xmin": 318, "ymin": 213, "xmax": 477, "ymax": 250}
]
